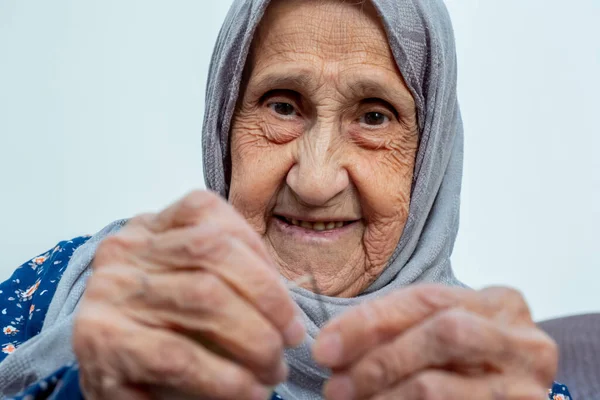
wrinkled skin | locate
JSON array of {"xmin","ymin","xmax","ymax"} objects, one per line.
[
  {"xmin": 314, "ymin": 285, "xmax": 558, "ymax": 400},
  {"xmin": 74, "ymin": 191, "xmax": 306, "ymax": 400},
  {"xmin": 229, "ymin": 0, "xmax": 419, "ymax": 297},
  {"xmin": 73, "ymin": 1, "xmax": 558, "ymax": 399}
]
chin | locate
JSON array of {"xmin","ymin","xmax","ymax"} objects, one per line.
[{"xmin": 265, "ymin": 217, "xmax": 371, "ymax": 296}]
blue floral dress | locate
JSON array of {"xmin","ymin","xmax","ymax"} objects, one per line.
[{"xmin": 0, "ymin": 237, "xmax": 573, "ymax": 399}]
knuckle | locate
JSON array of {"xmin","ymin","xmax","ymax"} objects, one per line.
[
  {"xmin": 127, "ymin": 213, "xmax": 156, "ymax": 227},
  {"xmin": 73, "ymin": 310, "xmax": 121, "ymax": 361},
  {"xmin": 177, "ymin": 226, "xmax": 234, "ymax": 265},
  {"xmin": 485, "ymin": 286, "xmax": 529, "ymax": 315},
  {"xmin": 410, "ymin": 371, "xmax": 445, "ymax": 400},
  {"xmin": 85, "ymin": 267, "xmax": 139, "ymax": 301},
  {"xmin": 358, "ymin": 300, "xmax": 392, "ymax": 334},
  {"xmin": 433, "ymin": 309, "xmax": 471, "ymax": 347},
  {"xmin": 94, "ymin": 234, "xmax": 142, "ymax": 266},
  {"xmin": 478, "ymin": 288, "xmax": 534, "ymax": 328},
  {"xmin": 83, "ymin": 273, "xmax": 108, "ymax": 299},
  {"xmin": 94, "ymin": 236, "xmax": 125, "ymax": 265},
  {"xmin": 181, "ymin": 190, "xmax": 221, "ymax": 215},
  {"xmin": 211, "ymin": 236, "xmax": 241, "ymax": 265},
  {"xmin": 183, "ymin": 272, "xmax": 228, "ymax": 307},
  {"xmin": 359, "ymin": 349, "xmax": 398, "ymax": 388},
  {"xmin": 148, "ymin": 339, "xmax": 196, "ymax": 382},
  {"xmin": 501, "ymin": 286, "xmax": 528, "ymax": 309},
  {"xmin": 183, "ymin": 222, "xmax": 226, "ymax": 259},
  {"xmin": 411, "ymin": 284, "xmax": 458, "ymax": 312}
]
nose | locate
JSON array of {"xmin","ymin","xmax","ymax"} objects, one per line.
[{"xmin": 286, "ymin": 132, "xmax": 350, "ymax": 207}]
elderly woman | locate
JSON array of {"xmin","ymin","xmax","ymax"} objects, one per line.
[{"xmin": 0, "ymin": 0, "xmax": 572, "ymax": 399}]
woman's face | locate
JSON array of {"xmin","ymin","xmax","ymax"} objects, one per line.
[{"xmin": 229, "ymin": 0, "xmax": 418, "ymax": 297}]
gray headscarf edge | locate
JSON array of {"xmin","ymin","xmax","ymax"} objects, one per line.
[{"xmin": 0, "ymin": 1, "xmax": 465, "ymax": 399}]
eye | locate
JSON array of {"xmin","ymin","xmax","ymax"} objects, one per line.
[
  {"xmin": 360, "ymin": 111, "xmax": 389, "ymax": 127},
  {"xmin": 269, "ymin": 102, "xmax": 297, "ymax": 117}
]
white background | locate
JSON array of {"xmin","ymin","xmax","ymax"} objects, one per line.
[{"xmin": 1, "ymin": 0, "xmax": 598, "ymax": 321}]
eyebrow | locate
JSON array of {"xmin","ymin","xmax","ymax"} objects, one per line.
[
  {"xmin": 250, "ymin": 67, "xmax": 415, "ymax": 113},
  {"xmin": 251, "ymin": 70, "xmax": 316, "ymax": 94},
  {"xmin": 348, "ymin": 76, "xmax": 415, "ymax": 114}
]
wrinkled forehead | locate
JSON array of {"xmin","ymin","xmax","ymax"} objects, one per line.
[{"xmin": 248, "ymin": 0, "xmax": 395, "ymax": 69}]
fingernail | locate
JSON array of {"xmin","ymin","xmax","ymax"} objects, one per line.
[
  {"xmin": 283, "ymin": 316, "xmax": 306, "ymax": 347},
  {"xmin": 313, "ymin": 333, "xmax": 342, "ymax": 366},
  {"xmin": 324, "ymin": 374, "xmax": 354, "ymax": 400},
  {"xmin": 251, "ymin": 385, "xmax": 271, "ymax": 400}
]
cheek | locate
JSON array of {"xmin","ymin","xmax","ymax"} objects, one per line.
[
  {"xmin": 229, "ymin": 115, "xmax": 295, "ymax": 233},
  {"xmin": 349, "ymin": 135, "xmax": 418, "ymax": 266},
  {"xmin": 352, "ymin": 136, "xmax": 417, "ymax": 219}
]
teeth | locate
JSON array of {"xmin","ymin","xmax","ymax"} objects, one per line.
[
  {"xmin": 284, "ymin": 217, "xmax": 349, "ymax": 231},
  {"xmin": 313, "ymin": 222, "xmax": 325, "ymax": 231},
  {"xmin": 300, "ymin": 221, "xmax": 312, "ymax": 229}
]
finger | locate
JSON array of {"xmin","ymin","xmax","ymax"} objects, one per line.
[
  {"xmin": 149, "ymin": 190, "xmax": 223, "ymax": 231},
  {"xmin": 75, "ymin": 306, "xmax": 274, "ymax": 400},
  {"xmin": 326, "ymin": 309, "xmax": 540, "ymax": 399},
  {"xmin": 145, "ymin": 190, "xmax": 272, "ymax": 263},
  {"xmin": 365, "ymin": 370, "xmax": 547, "ymax": 400},
  {"xmin": 125, "ymin": 324, "xmax": 274, "ymax": 400},
  {"xmin": 314, "ymin": 284, "xmax": 531, "ymax": 368},
  {"xmin": 479, "ymin": 286, "xmax": 533, "ymax": 326},
  {"xmin": 326, "ymin": 309, "xmax": 557, "ymax": 400},
  {"xmin": 79, "ymin": 342, "xmax": 152, "ymax": 400},
  {"xmin": 92, "ymin": 220, "xmax": 304, "ymax": 347},
  {"xmin": 108, "ymin": 267, "xmax": 290, "ymax": 383},
  {"xmin": 140, "ymin": 225, "xmax": 305, "ymax": 347}
]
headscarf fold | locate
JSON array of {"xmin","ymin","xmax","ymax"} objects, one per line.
[{"xmin": 0, "ymin": 1, "xmax": 465, "ymax": 399}]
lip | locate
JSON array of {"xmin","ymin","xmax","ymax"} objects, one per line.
[
  {"xmin": 271, "ymin": 216, "xmax": 359, "ymax": 243},
  {"xmin": 273, "ymin": 213, "xmax": 360, "ymax": 223}
]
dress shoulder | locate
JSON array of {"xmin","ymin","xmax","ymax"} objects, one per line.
[{"xmin": 0, "ymin": 236, "xmax": 91, "ymax": 362}]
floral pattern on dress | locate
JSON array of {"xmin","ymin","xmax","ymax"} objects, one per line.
[
  {"xmin": 550, "ymin": 382, "xmax": 573, "ymax": 399},
  {"xmin": 2, "ymin": 343, "xmax": 17, "ymax": 355},
  {"xmin": 1, "ymin": 236, "xmax": 574, "ymax": 399},
  {"xmin": 0, "ymin": 236, "xmax": 90, "ymax": 364},
  {"xmin": 3, "ymin": 325, "xmax": 19, "ymax": 336}
]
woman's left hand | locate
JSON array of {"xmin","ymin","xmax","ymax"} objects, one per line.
[{"xmin": 313, "ymin": 285, "xmax": 558, "ymax": 400}]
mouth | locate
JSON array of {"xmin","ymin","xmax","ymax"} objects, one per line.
[{"xmin": 274, "ymin": 215, "xmax": 356, "ymax": 232}]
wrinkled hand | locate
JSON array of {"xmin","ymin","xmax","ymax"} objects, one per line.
[
  {"xmin": 313, "ymin": 285, "xmax": 557, "ymax": 400},
  {"xmin": 73, "ymin": 190, "xmax": 305, "ymax": 400}
]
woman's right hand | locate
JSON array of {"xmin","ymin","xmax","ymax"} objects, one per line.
[{"xmin": 73, "ymin": 190, "xmax": 305, "ymax": 400}]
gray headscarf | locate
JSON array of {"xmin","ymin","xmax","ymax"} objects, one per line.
[
  {"xmin": 0, "ymin": 1, "xmax": 464, "ymax": 399},
  {"xmin": 203, "ymin": 0, "xmax": 465, "ymax": 398}
]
